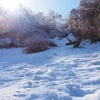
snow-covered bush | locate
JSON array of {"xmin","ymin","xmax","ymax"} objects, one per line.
[{"xmin": 23, "ymin": 35, "xmax": 57, "ymax": 54}]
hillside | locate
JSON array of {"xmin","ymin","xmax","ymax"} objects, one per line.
[{"xmin": 0, "ymin": 38, "xmax": 100, "ymax": 100}]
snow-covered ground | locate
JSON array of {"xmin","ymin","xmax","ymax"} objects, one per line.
[{"xmin": 0, "ymin": 38, "xmax": 100, "ymax": 100}]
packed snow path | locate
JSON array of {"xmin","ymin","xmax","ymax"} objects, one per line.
[{"xmin": 0, "ymin": 39, "xmax": 100, "ymax": 100}]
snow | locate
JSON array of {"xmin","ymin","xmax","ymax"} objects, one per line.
[{"xmin": 0, "ymin": 38, "xmax": 100, "ymax": 100}]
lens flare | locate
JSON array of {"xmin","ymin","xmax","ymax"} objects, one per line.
[{"xmin": 0, "ymin": 0, "xmax": 25, "ymax": 11}]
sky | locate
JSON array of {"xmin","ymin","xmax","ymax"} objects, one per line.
[
  {"xmin": 23, "ymin": 0, "xmax": 80, "ymax": 18},
  {"xmin": 0, "ymin": 0, "xmax": 80, "ymax": 18}
]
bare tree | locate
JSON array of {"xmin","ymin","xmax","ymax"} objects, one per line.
[{"xmin": 66, "ymin": 0, "xmax": 100, "ymax": 47}]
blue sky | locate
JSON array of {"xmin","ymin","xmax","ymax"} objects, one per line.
[{"xmin": 24, "ymin": 0, "xmax": 80, "ymax": 18}]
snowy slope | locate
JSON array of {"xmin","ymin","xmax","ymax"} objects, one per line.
[{"xmin": 0, "ymin": 38, "xmax": 100, "ymax": 100}]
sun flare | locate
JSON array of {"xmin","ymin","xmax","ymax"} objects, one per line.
[{"xmin": 0, "ymin": 0, "xmax": 25, "ymax": 11}]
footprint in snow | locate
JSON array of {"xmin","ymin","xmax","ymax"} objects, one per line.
[
  {"xmin": 21, "ymin": 81, "xmax": 39, "ymax": 89},
  {"xmin": 14, "ymin": 94, "xmax": 26, "ymax": 97},
  {"xmin": 92, "ymin": 61, "xmax": 100, "ymax": 65},
  {"xmin": 26, "ymin": 94, "xmax": 39, "ymax": 100},
  {"xmin": 66, "ymin": 84, "xmax": 85, "ymax": 97}
]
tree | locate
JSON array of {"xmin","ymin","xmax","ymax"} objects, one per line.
[{"xmin": 66, "ymin": 0, "xmax": 100, "ymax": 47}]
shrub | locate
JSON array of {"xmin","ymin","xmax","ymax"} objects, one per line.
[
  {"xmin": 23, "ymin": 35, "xmax": 57, "ymax": 54},
  {"xmin": 0, "ymin": 38, "xmax": 18, "ymax": 48}
]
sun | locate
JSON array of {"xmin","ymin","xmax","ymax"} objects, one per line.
[{"xmin": 0, "ymin": 0, "xmax": 25, "ymax": 11}]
